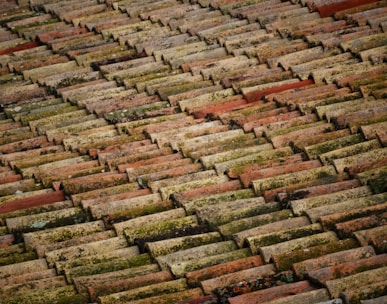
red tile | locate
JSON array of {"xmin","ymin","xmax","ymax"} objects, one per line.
[
  {"xmin": 0, "ymin": 173, "xmax": 22, "ymax": 185},
  {"xmin": 185, "ymin": 255, "xmax": 264, "ymax": 287},
  {"xmin": 0, "ymin": 191, "xmax": 66, "ymax": 214},
  {"xmin": 0, "ymin": 41, "xmax": 40, "ymax": 55},
  {"xmin": 243, "ymin": 79, "xmax": 315, "ymax": 103},
  {"xmin": 313, "ymin": 0, "xmax": 380, "ymax": 18},
  {"xmin": 239, "ymin": 158, "xmax": 319, "ymax": 188},
  {"xmin": 192, "ymin": 98, "xmax": 248, "ymax": 119}
]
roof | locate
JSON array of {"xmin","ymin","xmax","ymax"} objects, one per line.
[{"xmin": 0, "ymin": 0, "xmax": 386, "ymax": 303}]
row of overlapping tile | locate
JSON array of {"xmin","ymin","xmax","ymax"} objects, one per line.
[{"xmin": 0, "ymin": 0, "xmax": 386, "ymax": 303}]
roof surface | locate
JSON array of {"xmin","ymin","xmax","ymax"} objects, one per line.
[{"xmin": 0, "ymin": 0, "xmax": 386, "ymax": 303}]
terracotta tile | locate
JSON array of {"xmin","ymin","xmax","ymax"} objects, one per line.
[{"xmin": 228, "ymin": 280, "xmax": 317, "ymax": 304}]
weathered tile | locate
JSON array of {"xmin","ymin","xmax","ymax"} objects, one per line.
[
  {"xmin": 56, "ymin": 245, "xmax": 140, "ymax": 277},
  {"xmin": 252, "ymin": 165, "xmax": 337, "ymax": 196},
  {"xmin": 0, "ymin": 258, "xmax": 48, "ymax": 279},
  {"xmin": 292, "ymin": 244, "xmax": 376, "ymax": 278},
  {"xmin": 23, "ymin": 220, "xmax": 105, "ymax": 251},
  {"xmin": 88, "ymin": 270, "xmax": 175, "ymax": 302},
  {"xmin": 5, "ymin": 207, "xmax": 86, "ymax": 233},
  {"xmin": 177, "ymin": 187, "xmax": 255, "ymax": 215},
  {"xmin": 239, "ymin": 158, "xmax": 320, "ymax": 188},
  {"xmin": 98, "ymin": 278, "xmax": 188, "ymax": 304},
  {"xmin": 89, "ymin": 192, "xmax": 163, "ymax": 219},
  {"xmin": 325, "ymin": 266, "xmax": 387, "ymax": 298},
  {"xmin": 200, "ymin": 263, "xmax": 276, "ymax": 295},
  {"xmin": 157, "ymin": 173, "xmax": 229, "ymax": 201},
  {"xmin": 332, "ymin": 147, "xmax": 387, "ymax": 174},
  {"xmin": 290, "ymin": 185, "xmax": 373, "ymax": 216},
  {"xmin": 228, "ymin": 280, "xmax": 317, "ymax": 304},
  {"xmin": 260, "ymin": 231, "xmax": 339, "ymax": 263},
  {"xmin": 213, "ymin": 145, "xmax": 291, "ymax": 175},
  {"xmin": 234, "ymin": 215, "xmax": 311, "ymax": 248},
  {"xmin": 64, "ymin": 252, "xmax": 153, "ymax": 284},
  {"xmin": 113, "ymin": 207, "xmax": 186, "ymax": 235},
  {"xmin": 305, "ymin": 192, "xmax": 387, "ymax": 223}
]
